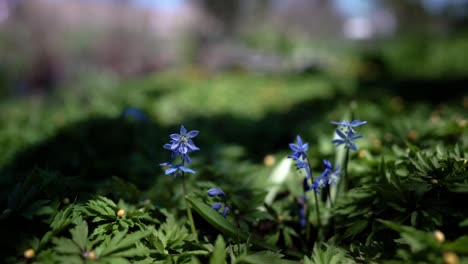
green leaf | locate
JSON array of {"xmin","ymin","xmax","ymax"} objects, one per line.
[
  {"xmin": 210, "ymin": 236, "xmax": 226, "ymax": 264},
  {"xmin": 378, "ymin": 220, "xmax": 438, "ymax": 253},
  {"xmin": 52, "ymin": 237, "xmax": 82, "ymax": 254},
  {"xmin": 99, "ymin": 229, "xmax": 153, "ymax": 257},
  {"xmin": 187, "ymin": 197, "xmax": 302, "ymax": 258},
  {"xmin": 186, "ymin": 197, "xmax": 244, "ymax": 240},
  {"xmin": 343, "ymin": 220, "xmax": 368, "ymax": 239},
  {"xmin": 236, "ymin": 250, "xmax": 298, "ymax": 264},
  {"xmin": 444, "ymin": 236, "xmax": 468, "ymax": 254},
  {"xmin": 70, "ymin": 218, "xmax": 89, "ymax": 250}
]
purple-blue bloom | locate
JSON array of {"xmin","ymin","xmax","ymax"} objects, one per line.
[
  {"xmin": 332, "ymin": 129, "xmax": 363, "ymax": 151},
  {"xmin": 312, "ymin": 160, "xmax": 341, "ymax": 193},
  {"xmin": 222, "ymin": 207, "xmax": 230, "ymax": 218},
  {"xmin": 168, "ymin": 125, "xmax": 200, "ymax": 155},
  {"xmin": 331, "ymin": 120, "xmax": 367, "ymax": 133},
  {"xmin": 211, "ymin": 202, "xmax": 223, "ymax": 211},
  {"xmin": 160, "ymin": 162, "xmax": 196, "ymax": 176},
  {"xmin": 207, "ymin": 188, "xmax": 225, "ymax": 197},
  {"xmin": 288, "ymin": 135, "xmax": 309, "ymax": 160}
]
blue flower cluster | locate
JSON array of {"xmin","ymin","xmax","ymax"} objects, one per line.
[
  {"xmin": 207, "ymin": 188, "xmax": 229, "ymax": 217},
  {"xmin": 160, "ymin": 125, "xmax": 199, "ymax": 177},
  {"xmin": 297, "ymin": 194, "xmax": 307, "ymax": 228},
  {"xmin": 288, "ymin": 136, "xmax": 340, "ymax": 195},
  {"xmin": 331, "ymin": 120, "xmax": 366, "ymax": 151},
  {"xmin": 312, "ymin": 160, "xmax": 341, "ymax": 194}
]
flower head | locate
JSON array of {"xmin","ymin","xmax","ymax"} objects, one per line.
[
  {"xmin": 211, "ymin": 202, "xmax": 223, "ymax": 211},
  {"xmin": 331, "ymin": 120, "xmax": 367, "ymax": 133},
  {"xmin": 207, "ymin": 188, "xmax": 225, "ymax": 197},
  {"xmin": 288, "ymin": 135, "xmax": 309, "ymax": 160},
  {"xmin": 332, "ymin": 129, "xmax": 363, "ymax": 151},
  {"xmin": 312, "ymin": 160, "xmax": 341, "ymax": 193},
  {"xmin": 160, "ymin": 162, "xmax": 196, "ymax": 176},
  {"xmin": 168, "ymin": 125, "xmax": 200, "ymax": 155}
]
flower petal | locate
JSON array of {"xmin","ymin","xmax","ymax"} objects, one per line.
[
  {"xmin": 349, "ymin": 142, "xmax": 358, "ymax": 151},
  {"xmin": 187, "ymin": 130, "xmax": 199, "ymax": 138},
  {"xmin": 180, "ymin": 125, "xmax": 187, "ymax": 135},
  {"xmin": 180, "ymin": 166, "xmax": 196, "ymax": 174},
  {"xmin": 207, "ymin": 188, "xmax": 225, "ymax": 197},
  {"xmin": 165, "ymin": 167, "xmax": 178, "ymax": 175},
  {"xmin": 289, "ymin": 143, "xmax": 299, "ymax": 151},
  {"xmin": 211, "ymin": 202, "xmax": 223, "ymax": 211},
  {"xmin": 170, "ymin": 134, "xmax": 181, "ymax": 140},
  {"xmin": 335, "ymin": 129, "xmax": 346, "ymax": 139},
  {"xmin": 332, "ymin": 139, "xmax": 345, "ymax": 145}
]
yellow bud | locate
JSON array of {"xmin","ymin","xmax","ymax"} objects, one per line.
[
  {"xmin": 63, "ymin": 197, "xmax": 70, "ymax": 204},
  {"xmin": 407, "ymin": 130, "xmax": 418, "ymax": 141},
  {"xmin": 430, "ymin": 179, "xmax": 439, "ymax": 184},
  {"xmin": 358, "ymin": 150, "xmax": 366, "ymax": 158},
  {"xmin": 23, "ymin": 248, "xmax": 35, "ymax": 259},
  {"xmin": 117, "ymin": 209, "xmax": 126, "ymax": 217},
  {"xmin": 443, "ymin": 251, "xmax": 459, "ymax": 264},
  {"xmin": 87, "ymin": 251, "xmax": 97, "ymax": 260},
  {"xmin": 434, "ymin": 230, "xmax": 445, "ymax": 243},
  {"xmin": 457, "ymin": 119, "xmax": 467, "ymax": 128},
  {"xmin": 263, "ymin": 155, "xmax": 276, "ymax": 167}
]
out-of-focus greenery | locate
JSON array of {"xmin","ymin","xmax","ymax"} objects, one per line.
[{"xmin": 0, "ymin": 49, "xmax": 467, "ymax": 263}]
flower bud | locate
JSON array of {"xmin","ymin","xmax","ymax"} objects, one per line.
[
  {"xmin": 443, "ymin": 251, "xmax": 459, "ymax": 264},
  {"xmin": 117, "ymin": 209, "xmax": 126, "ymax": 217},
  {"xmin": 263, "ymin": 155, "xmax": 276, "ymax": 167},
  {"xmin": 207, "ymin": 188, "xmax": 225, "ymax": 197},
  {"xmin": 434, "ymin": 230, "xmax": 445, "ymax": 243},
  {"xmin": 211, "ymin": 202, "xmax": 223, "ymax": 211},
  {"xmin": 222, "ymin": 206, "xmax": 230, "ymax": 218},
  {"xmin": 23, "ymin": 248, "xmax": 35, "ymax": 259}
]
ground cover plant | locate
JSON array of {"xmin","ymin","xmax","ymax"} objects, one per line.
[{"xmin": 0, "ymin": 70, "xmax": 467, "ymax": 264}]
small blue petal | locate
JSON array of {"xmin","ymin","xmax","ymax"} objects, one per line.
[
  {"xmin": 211, "ymin": 202, "xmax": 223, "ymax": 211},
  {"xmin": 180, "ymin": 125, "xmax": 187, "ymax": 135},
  {"xmin": 222, "ymin": 207, "xmax": 230, "ymax": 217},
  {"xmin": 207, "ymin": 188, "xmax": 225, "ymax": 197},
  {"xmin": 187, "ymin": 130, "xmax": 199, "ymax": 138}
]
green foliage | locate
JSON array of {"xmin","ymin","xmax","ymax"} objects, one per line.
[{"xmin": 0, "ymin": 70, "xmax": 467, "ymax": 263}]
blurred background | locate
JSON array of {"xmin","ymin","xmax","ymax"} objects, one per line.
[
  {"xmin": 1, "ymin": 0, "xmax": 468, "ymax": 97},
  {"xmin": 0, "ymin": 1, "xmax": 467, "ymax": 258},
  {"xmin": 0, "ymin": 0, "xmax": 467, "ymax": 200}
]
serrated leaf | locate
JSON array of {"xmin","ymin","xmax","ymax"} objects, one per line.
[
  {"xmin": 343, "ymin": 220, "xmax": 368, "ymax": 239},
  {"xmin": 444, "ymin": 236, "xmax": 468, "ymax": 254},
  {"xmin": 378, "ymin": 220, "xmax": 438, "ymax": 252},
  {"xmin": 53, "ymin": 237, "xmax": 81, "ymax": 254},
  {"xmin": 210, "ymin": 236, "xmax": 226, "ymax": 264},
  {"xmin": 99, "ymin": 229, "xmax": 153, "ymax": 257},
  {"xmin": 237, "ymin": 253, "xmax": 297, "ymax": 264},
  {"xmin": 70, "ymin": 218, "xmax": 88, "ymax": 250}
]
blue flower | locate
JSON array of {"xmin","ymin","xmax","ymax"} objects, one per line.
[
  {"xmin": 288, "ymin": 135, "xmax": 309, "ymax": 160},
  {"xmin": 312, "ymin": 172, "xmax": 328, "ymax": 194},
  {"xmin": 332, "ymin": 129, "xmax": 363, "ymax": 151},
  {"xmin": 121, "ymin": 107, "xmax": 149, "ymax": 122},
  {"xmin": 297, "ymin": 195, "xmax": 307, "ymax": 228},
  {"xmin": 222, "ymin": 207, "xmax": 230, "ymax": 217},
  {"xmin": 291, "ymin": 156, "xmax": 312, "ymax": 179},
  {"xmin": 168, "ymin": 125, "xmax": 200, "ymax": 155},
  {"xmin": 331, "ymin": 120, "xmax": 367, "ymax": 133},
  {"xmin": 312, "ymin": 160, "xmax": 342, "ymax": 193},
  {"xmin": 211, "ymin": 202, "xmax": 223, "ymax": 211},
  {"xmin": 159, "ymin": 162, "xmax": 196, "ymax": 176},
  {"xmin": 207, "ymin": 188, "xmax": 225, "ymax": 197}
]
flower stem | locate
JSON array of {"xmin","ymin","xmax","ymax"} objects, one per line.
[
  {"xmin": 313, "ymin": 191, "xmax": 323, "ymax": 240},
  {"xmin": 343, "ymin": 148, "xmax": 350, "ymax": 192},
  {"xmin": 181, "ymin": 172, "xmax": 198, "ymax": 242}
]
